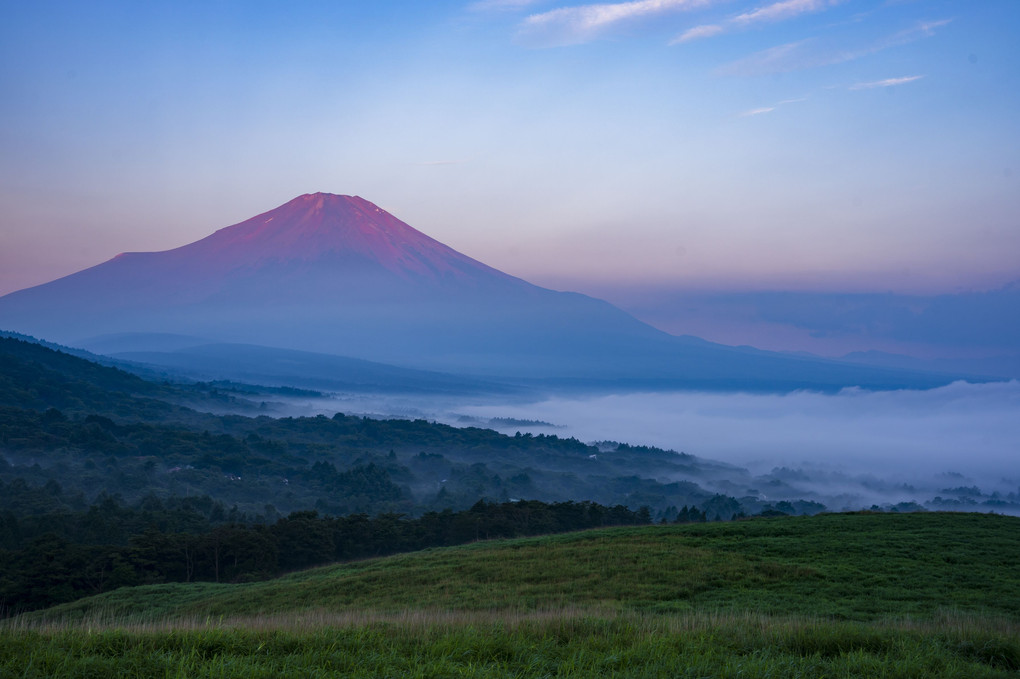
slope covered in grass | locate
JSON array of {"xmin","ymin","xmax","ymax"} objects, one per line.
[
  {"xmin": 25, "ymin": 512, "xmax": 1020, "ymax": 624},
  {"xmin": 7, "ymin": 512, "xmax": 1019, "ymax": 678}
]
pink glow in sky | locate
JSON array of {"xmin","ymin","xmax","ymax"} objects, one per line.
[{"xmin": 1, "ymin": 1, "xmax": 1018, "ymax": 302}]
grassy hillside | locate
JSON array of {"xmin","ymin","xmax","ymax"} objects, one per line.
[
  {"xmin": 23, "ymin": 512, "xmax": 1020, "ymax": 624},
  {"xmin": 5, "ymin": 513, "xmax": 1019, "ymax": 678}
]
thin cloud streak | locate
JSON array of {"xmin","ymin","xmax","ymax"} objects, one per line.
[
  {"xmin": 716, "ymin": 18, "xmax": 952, "ymax": 75},
  {"xmin": 737, "ymin": 96, "xmax": 806, "ymax": 117},
  {"xmin": 717, "ymin": 39, "xmax": 808, "ymax": 75},
  {"xmin": 849, "ymin": 74, "xmax": 924, "ymax": 90},
  {"xmin": 519, "ymin": 0, "xmax": 719, "ymax": 46},
  {"xmin": 674, "ymin": 23, "xmax": 725, "ymax": 42},
  {"xmin": 410, "ymin": 159, "xmax": 469, "ymax": 166},
  {"xmin": 469, "ymin": 0, "xmax": 545, "ymax": 11},
  {"xmin": 674, "ymin": 0, "xmax": 845, "ymax": 44},
  {"xmin": 734, "ymin": 0, "xmax": 842, "ymax": 25}
]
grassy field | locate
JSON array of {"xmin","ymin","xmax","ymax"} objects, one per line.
[{"xmin": 3, "ymin": 512, "xmax": 1019, "ymax": 677}]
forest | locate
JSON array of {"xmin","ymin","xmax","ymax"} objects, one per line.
[
  {"xmin": 0, "ymin": 490, "xmax": 666, "ymax": 613},
  {"xmin": 0, "ymin": 334, "xmax": 1010, "ymax": 615}
]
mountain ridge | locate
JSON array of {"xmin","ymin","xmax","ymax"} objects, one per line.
[{"xmin": 0, "ymin": 194, "xmax": 974, "ymax": 389}]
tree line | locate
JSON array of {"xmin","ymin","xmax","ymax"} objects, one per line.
[{"xmin": 0, "ymin": 495, "xmax": 658, "ymax": 615}]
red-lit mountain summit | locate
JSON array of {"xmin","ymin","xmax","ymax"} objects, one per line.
[
  {"xmin": 0, "ymin": 193, "xmax": 950, "ymax": 389},
  {"xmin": 80, "ymin": 193, "xmax": 526, "ymax": 307},
  {"xmin": 155, "ymin": 193, "xmax": 516, "ymax": 284}
]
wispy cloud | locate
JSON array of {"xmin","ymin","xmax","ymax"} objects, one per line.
[
  {"xmin": 411, "ymin": 159, "xmax": 469, "ymax": 166},
  {"xmin": 674, "ymin": 0, "xmax": 846, "ymax": 44},
  {"xmin": 738, "ymin": 96, "xmax": 807, "ymax": 117},
  {"xmin": 891, "ymin": 18, "xmax": 952, "ymax": 44},
  {"xmin": 518, "ymin": 0, "xmax": 719, "ymax": 47},
  {"xmin": 674, "ymin": 23, "xmax": 725, "ymax": 42},
  {"xmin": 740, "ymin": 106, "xmax": 776, "ymax": 117},
  {"xmin": 734, "ymin": 0, "xmax": 843, "ymax": 25},
  {"xmin": 717, "ymin": 18, "xmax": 952, "ymax": 75},
  {"xmin": 717, "ymin": 39, "xmax": 808, "ymax": 75},
  {"xmin": 469, "ymin": 0, "xmax": 546, "ymax": 11},
  {"xmin": 848, "ymin": 74, "xmax": 924, "ymax": 90}
]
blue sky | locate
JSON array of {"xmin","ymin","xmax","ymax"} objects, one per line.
[{"xmin": 2, "ymin": 0, "xmax": 1018, "ymax": 300}]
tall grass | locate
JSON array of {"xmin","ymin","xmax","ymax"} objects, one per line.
[
  {"xmin": 3, "ymin": 611, "xmax": 1018, "ymax": 678},
  {"xmin": 4, "ymin": 513, "xmax": 1018, "ymax": 677}
]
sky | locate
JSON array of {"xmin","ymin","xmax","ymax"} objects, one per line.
[{"xmin": 2, "ymin": 1, "xmax": 1018, "ymax": 307}]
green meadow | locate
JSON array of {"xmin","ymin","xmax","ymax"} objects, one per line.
[{"xmin": 4, "ymin": 512, "xmax": 1019, "ymax": 677}]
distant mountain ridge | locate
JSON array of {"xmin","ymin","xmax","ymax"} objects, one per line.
[{"xmin": 0, "ymin": 193, "xmax": 970, "ymax": 390}]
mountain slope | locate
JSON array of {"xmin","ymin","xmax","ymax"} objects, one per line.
[
  {"xmin": 0, "ymin": 194, "xmax": 966, "ymax": 389},
  {"xmin": 26, "ymin": 513, "xmax": 1020, "ymax": 623},
  {"xmin": 107, "ymin": 342, "xmax": 517, "ymax": 393},
  {"xmin": 0, "ymin": 335, "xmax": 275, "ymax": 419}
]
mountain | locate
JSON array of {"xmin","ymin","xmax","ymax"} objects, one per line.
[
  {"xmin": 0, "ymin": 193, "xmax": 965, "ymax": 390},
  {"xmin": 840, "ymin": 350, "xmax": 1020, "ymax": 381}
]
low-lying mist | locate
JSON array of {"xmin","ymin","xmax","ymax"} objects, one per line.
[
  {"xmin": 463, "ymin": 380, "xmax": 1019, "ymax": 476},
  {"xmin": 268, "ymin": 380, "xmax": 1020, "ymax": 514}
]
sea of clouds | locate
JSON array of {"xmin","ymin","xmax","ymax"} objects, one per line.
[
  {"xmin": 285, "ymin": 379, "xmax": 1020, "ymax": 511},
  {"xmin": 456, "ymin": 380, "xmax": 1020, "ymax": 480}
]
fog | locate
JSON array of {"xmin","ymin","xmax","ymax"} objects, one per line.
[
  {"xmin": 459, "ymin": 381, "xmax": 1019, "ymax": 476},
  {"xmin": 273, "ymin": 380, "xmax": 1020, "ymax": 513}
]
